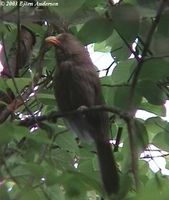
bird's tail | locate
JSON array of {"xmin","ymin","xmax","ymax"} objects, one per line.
[{"xmin": 95, "ymin": 140, "xmax": 119, "ymax": 195}]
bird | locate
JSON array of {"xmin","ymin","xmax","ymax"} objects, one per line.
[{"xmin": 45, "ymin": 33, "xmax": 119, "ymax": 195}]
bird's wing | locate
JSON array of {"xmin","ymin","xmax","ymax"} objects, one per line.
[{"xmin": 69, "ymin": 64, "xmax": 102, "ymax": 107}]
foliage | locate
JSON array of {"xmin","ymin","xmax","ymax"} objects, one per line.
[{"xmin": 0, "ymin": 0, "xmax": 169, "ymax": 200}]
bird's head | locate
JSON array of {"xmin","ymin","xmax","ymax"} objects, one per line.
[{"xmin": 45, "ymin": 33, "xmax": 92, "ymax": 64}]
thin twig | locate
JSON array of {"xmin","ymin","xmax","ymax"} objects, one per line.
[
  {"xmin": 141, "ymin": 153, "xmax": 169, "ymax": 159},
  {"xmin": 145, "ymin": 54, "xmax": 169, "ymax": 60},
  {"xmin": 105, "ymin": 60, "xmax": 116, "ymax": 76},
  {"xmin": 16, "ymin": 0, "xmax": 21, "ymax": 76},
  {"xmin": 114, "ymin": 30, "xmax": 140, "ymax": 62},
  {"xmin": 126, "ymin": 0, "xmax": 167, "ymax": 190},
  {"xmin": 114, "ymin": 127, "xmax": 123, "ymax": 152},
  {"xmin": 126, "ymin": 118, "xmax": 139, "ymax": 189},
  {"xmin": 102, "ymin": 83, "xmax": 130, "ymax": 88},
  {"xmin": 128, "ymin": 0, "xmax": 167, "ymax": 112},
  {"xmin": 1, "ymin": 155, "xmax": 21, "ymax": 188},
  {"xmin": 1, "ymin": 34, "xmax": 35, "ymax": 118},
  {"xmin": 0, "ymin": 27, "xmax": 52, "ymax": 123}
]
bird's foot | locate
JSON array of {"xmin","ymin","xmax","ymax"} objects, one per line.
[{"xmin": 77, "ymin": 105, "xmax": 88, "ymax": 112}]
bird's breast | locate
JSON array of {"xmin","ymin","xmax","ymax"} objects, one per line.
[{"xmin": 53, "ymin": 60, "xmax": 99, "ymax": 112}]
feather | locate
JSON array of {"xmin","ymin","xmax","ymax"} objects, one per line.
[{"xmin": 45, "ymin": 33, "xmax": 119, "ymax": 195}]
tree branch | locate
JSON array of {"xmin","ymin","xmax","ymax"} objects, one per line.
[
  {"xmin": 126, "ymin": 0, "xmax": 167, "ymax": 190},
  {"xmin": 19, "ymin": 105, "xmax": 129, "ymax": 127},
  {"xmin": 128, "ymin": 0, "xmax": 167, "ymax": 112}
]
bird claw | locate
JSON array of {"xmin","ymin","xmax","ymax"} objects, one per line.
[{"xmin": 77, "ymin": 105, "xmax": 88, "ymax": 112}]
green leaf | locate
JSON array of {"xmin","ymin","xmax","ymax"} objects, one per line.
[
  {"xmin": 137, "ymin": 6, "xmax": 156, "ymax": 18},
  {"xmin": 119, "ymin": 173, "xmax": 133, "ymax": 198},
  {"xmin": 135, "ymin": 175, "xmax": 168, "ymax": 200},
  {"xmin": 94, "ymin": 41, "xmax": 111, "ymax": 53},
  {"xmin": 139, "ymin": 58, "xmax": 169, "ymax": 81},
  {"xmin": 139, "ymin": 17, "xmax": 152, "ymax": 41},
  {"xmin": 45, "ymin": 185, "xmax": 65, "ymax": 200},
  {"xmin": 113, "ymin": 86, "xmax": 141, "ymax": 111},
  {"xmin": 111, "ymin": 44, "xmax": 131, "ymax": 61},
  {"xmin": 78, "ymin": 17, "xmax": 114, "ymax": 44},
  {"xmin": 152, "ymin": 10, "xmax": 169, "ymax": 55},
  {"xmin": 83, "ymin": 0, "xmax": 104, "ymax": 7},
  {"xmin": 106, "ymin": 30, "xmax": 131, "ymax": 60},
  {"xmin": 12, "ymin": 124, "xmax": 29, "ymax": 140},
  {"xmin": 3, "ymin": 26, "xmax": 17, "ymax": 56},
  {"xmin": 134, "ymin": 119, "xmax": 149, "ymax": 153},
  {"xmin": 19, "ymin": 188, "xmax": 42, "ymax": 200},
  {"xmin": 10, "ymin": 163, "xmax": 30, "ymax": 178},
  {"xmin": 151, "ymin": 34, "xmax": 169, "ymax": 56},
  {"xmin": 78, "ymin": 145, "xmax": 99, "ymax": 179},
  {"xmin": 23, "ymin": 23, "xmax": 46, "ymax": 38},
  {"xmin": 0, "ymin": 79, "xmax": 9, "ymax": 92},
  {"xmin": 70, "ymin": 7, "xmax": 99, "ymax": 25},
  {"xmin": 50, "ymin": 0, "xmax": 86, "ymax": 18},
  {"xmin": 153, "ymin": 131, "xmax": 169, "ymax": 152},
  {"xmin": 22, "ymin": 162, "xmax": 45, "ymax": 178},
  {"xmin": 111, "ymin": 59, "xmax": 136, "ymax": 84},
  {"xmin": 138, "ymin": 160, "xmax": 150, "ymax": 183},
  {"xmin": 145, "ymin": 117, "xmax": 168, "ymax": 142},
  {"xmin": 50, "ymin": 148, "xmax": 74, "ymax": 170},
  {"xmin": 0, "ymin": 122, "xmax": 15, "ymax": 145},
  {"xmin": 37, "ymin": 93, "xmax": 56, "ymax": 105},
  {"xmin": 0, "ymin": 23, "xmax": 8, "ymax": 34},
  {"xmin": 109, "ymin": 4, "xmax": 140, "ymax": 42},
  {"xmin": 101, "ymin": 75, "xmax": 114, "ymax": 85},
  {"xmin": 157, "ymin": 10, "xmax": 169, "ymax": 37},
  {"xmin": 61, "ymin": 171, "xmax": 102, "ymax": 196},
  {"xmin": 120, "ymin": 135, "xmax": 132, "ymax": 173},
  {"xmin": 6, "ymin": 78, "xmax": 31, "ymax": 95},
  {"xmin": 54, "ymin": 132, "xmax": 79, "ymax": 153},
  {"xmin": 137, "ymin": 0, "xmax": 160, "ymax": 10},
  {"xmin": 0, "ymin": 183, "xmax": 11, "ymax": 200},
  {"xmin": 27, "ymin": 129, "xmax": 51, "ymax": 145},
  {"xmin": 139, "ymin": 102, "xmax": 166, "ymax": 116},
  {"xmin": 137, "ymin": 80, "xmax": 167, "ymax": 105}
]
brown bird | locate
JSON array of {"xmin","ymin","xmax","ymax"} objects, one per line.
[{"xmin": 45, "ymin": 33, "xmax": 119, "ymax": 195}]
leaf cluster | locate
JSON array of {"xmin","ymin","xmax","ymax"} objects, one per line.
[{"xmin": 0, "ymin": 0, "xmax": 169, "ymax": 199}]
